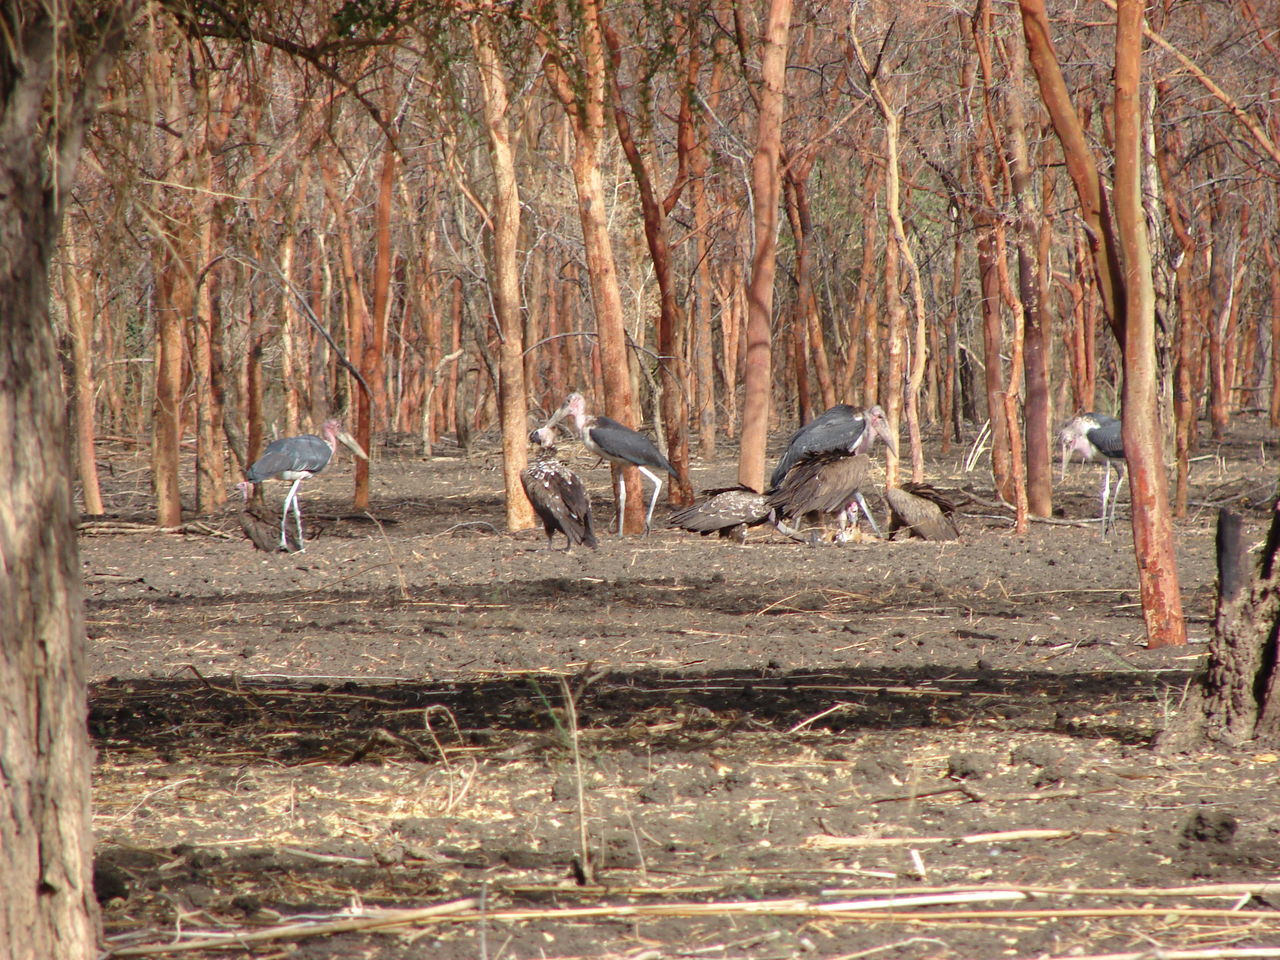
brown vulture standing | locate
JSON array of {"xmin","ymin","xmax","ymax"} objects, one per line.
[
  {"xmin": 521, "ymin": 426, "xmax": 598, "ymax": 551},
  {"xmin": 885, "ymin": 483, "xmax": 961, "ymax": 541},
  {"xmin": 668, "ymin": 486, "xmax": 769, "ymax": 543}
]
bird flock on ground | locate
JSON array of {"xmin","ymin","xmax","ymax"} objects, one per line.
[{"xmin": 237, "ymin": 394, "xmax": 1126, "ymax": 554}]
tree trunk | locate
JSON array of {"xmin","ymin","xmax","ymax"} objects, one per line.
[
  {"xmin": 737, "ymin": 0, "xmax": 793, "ymax": 493},
  {"xmin": 1164, "ymin": 504, "xmax": 1280, "ymax": 751},
  {"xmin": 321, "ymin": 159, "xmax": 374, "ymax": 510},
  {"xmin": 1266, "ymin": 240, "xmax": 1280, "ymax": 428},
  {"xmin": 153, "ymin": 247, "xmax": 187, "ymax": 528},
  {"xmin": 604, "ymin": 21, "xmax": 693, "ymax": 507},
  {"xmin": 1018, "ymin": 0, "xmax": 1125, "ymax": 346},
  {"xmin": 61, "ymin": 220, "xmax": 104, "ymax": 516},
  {"xmin": 0, "ymin": 5, "xmax": 136, "ymax": 955},
  {"xmin": 1114, "ymin": 0, "xmax": 1186, "ymax": 648},
  {"xmin": 472, "ymin": 16, "xmax": 534, "ymax": 531},
  {"xmin": 1005, "ymin": 36, "xmax": 1052, "ymax": 517},
  {"xmin": 539, "ymin": 0, "xmax": 643, "ymax": 530}
]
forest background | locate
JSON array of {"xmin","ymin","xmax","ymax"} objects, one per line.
[{"xmin": 2, "ymin": 0, "xmax": 1279, "ymax": 953}]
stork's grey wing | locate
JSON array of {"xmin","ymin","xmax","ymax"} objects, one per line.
[
  {"xmin": 1085, "ymin": 416, "xmax": 1124, "ymax": 460},
  {"xmin": 770, "ymin": 404, "xmax": 863, "ymax": 487},
  {"xmin": 591, "ymin": 415, "xmax": 677, "ymax": 476},
  {"xmin": 246, "ymin": 433, "xmax": 332, "ymax": 481}
]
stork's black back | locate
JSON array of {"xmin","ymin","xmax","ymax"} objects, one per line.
[
  {"xmin": 246, "ymin": 433, "xmax": 334, "ymax": 482},
  {"xmin": 591, "ymin": 415, "xmax": 677, "ymax": 475},
  {"xmin": 1083, "ymin": 414, "xmax": 1124, "ymax": 461},
  {"xmin": 770, "ymin": 404, "xmax": 865, "ymax": 488}
]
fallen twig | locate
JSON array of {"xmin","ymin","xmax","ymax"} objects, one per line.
[{"xmin": 805, "ymin": 828, "xmax": 1094, "ymax": 849}]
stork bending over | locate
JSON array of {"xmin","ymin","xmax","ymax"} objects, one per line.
[{"xmin": 771, "ymin": 404, "xmax": 895, "ymax": 488}]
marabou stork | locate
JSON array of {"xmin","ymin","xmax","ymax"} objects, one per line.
[
  {"xmin": 1059, "ymin": 412, "xmax": 1126, "ymax": 533},
  {"xmin": 521, "ymin": 426, "xmax": 598, "ymax": 551},
  {"xmin": 766, "ymin": 452, "xmax": 881, "ymax": 543},
  {"xmin": 667, "ymin": 486, "xmax": 769, "ymax": 544},
  {"xmin": 770, "ymin": 404, "xmax": 896, "ymax": 488},
  {"xmin": 238, "ymin": 418, "xmax": 368, "ymax": 552},
  {"xmin": 544, "ymin": 392, "xmax": 677, "ymax": 534},
  {"xmin": 885, "ymin": 483, "xmax": 961, "ymax": 541}
]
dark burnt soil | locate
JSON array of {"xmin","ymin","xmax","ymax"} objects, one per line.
[{"xmin": 85, "ymin": 418, "xmax": 1280, "ymax": 960}]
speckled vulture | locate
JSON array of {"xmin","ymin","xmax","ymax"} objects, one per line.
[
  {"xmin": 668, "ymin": 486, "xmax": 769, "ymax": 543},
  {"xmin": 521, "ymin": 427, "xmax": 598, "ymax": 551}
]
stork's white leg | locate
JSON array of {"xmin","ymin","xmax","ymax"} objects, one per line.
[
  {"xmin": 1100, "ymin": 462, "xmax": 1113, "ymax": 536},
  {"xmin": 638, "ymin": 466, "xmax": 663, "ymax": 533},
  {"xmin": 292, "ymin": 495, "xmax": 307, "ymax": 552},
  {"xmin": 280, "ymin": 476, "xmax": 307, "ymax": 551},
  {"xmin": 1109, "ymin": 462, "xmax": 1125, "ymax": 533},
  {"xmin": 279, "ymin": 477, "xmax": 306, "ymax": 549},
  {"xmin": 616, "ymin": 473, "xmax": 627, "ymax": 536}
]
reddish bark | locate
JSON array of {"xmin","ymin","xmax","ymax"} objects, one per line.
[
  {"xmin": 737, "ymin": 0, "xmax": 793, "ymax": 493},
  {"xmin": 1114, "ymin": 0, "xmax": 1186, "ymax": 648}
]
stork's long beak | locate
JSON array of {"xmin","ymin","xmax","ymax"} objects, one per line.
[
  {"xmin": 873, "ymin": 416, "xmax": 899, "ymax": 458},
  {"xmin": 336, "ymin": 429, "xmax": 369, "ymax": 461},
  {"xmin": 543, "ymin": 401, "xmax": 570, "ymax": 430}
]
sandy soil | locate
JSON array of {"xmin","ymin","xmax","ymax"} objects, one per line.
[{"xmin": 85, "ymin": 417, "xmax": 1280, "ymax": 959}]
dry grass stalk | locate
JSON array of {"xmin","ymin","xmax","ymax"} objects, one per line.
[
  {"xmin": 805, "ymin": 828, "xmax": 1094, "ymax": 849},
  {"xmin": 107, "ymin": 896, "xmax": 1280, "ymax": 957}
]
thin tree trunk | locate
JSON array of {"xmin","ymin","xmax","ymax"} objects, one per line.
[
  {"xmin": 1266, "ymin": 240, "xmax": 1280, "ymax": 428},
  {"xmin": 61, "ymin": 220, "xmax": 104, "ymax": 515},
  {"xmin": 153, "ymin": 248, "xmax": 186, "ymax": 528},
  {"xmin": 604, "ymin": 21, "xmax": 692, "ymax": 506},
  {"xmin": 853, "ymin": 167, "xmax": 879, "ymax": 407},
  {"xmin": 737, "ymin": 0, "xmax": 793, "ymax": 493},
  {"xmin": 321, "ymin": 159, "xmax": 374, "ymax": 509},
  {"xmin": 472, "ymin": 16, "xmax": 534, "ymax": 531},
  {"xmin": 1005, "ymin": 35, "xmax": 1052, "ymax": 517},
  {"xmin": 1115, "ymin": 0, "xmax": 1186, "ymax": 648},
  {"xmin": 538, "ymin": 0, "xmax": 644, "ymax": 530},
  {"xmin": 1018, "ymin": 0, "xmax": 1125, "ymax": 345}
]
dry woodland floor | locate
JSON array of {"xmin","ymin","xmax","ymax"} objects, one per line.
[{"xmin": 83, "ymin": 416, "xmax": 1280, "ymax": 960}]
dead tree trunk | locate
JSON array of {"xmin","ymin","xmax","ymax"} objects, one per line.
[{"xmin": 1164, "ymin": 504, "xmax": 1280, "ymax": 750}]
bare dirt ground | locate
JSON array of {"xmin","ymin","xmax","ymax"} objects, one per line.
[{"xmin": 85, "ymin": 417, "xmax": 1280, "ymax": 960}]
